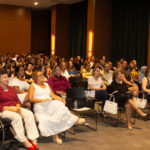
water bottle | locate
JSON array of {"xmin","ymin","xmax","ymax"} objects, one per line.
[{"xmin": 74, "ymin": 100, "xmax": 78, "ymax": 109}]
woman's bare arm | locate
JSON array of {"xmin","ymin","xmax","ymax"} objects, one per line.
[{"xmin": 28, "ymin": 84, "xmax": 50, "ymax": 103}]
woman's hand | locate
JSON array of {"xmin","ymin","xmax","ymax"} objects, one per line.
[
  {"xmin": 60, "ymin": 98, "xmax": 66, "ymax": 104},
  {"xmin": 44, "ymin": 99, "xmax": 52, "ymax": 102}
]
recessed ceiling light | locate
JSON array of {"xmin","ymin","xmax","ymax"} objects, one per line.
[{"xmin": 34, "ymin": 1, "xmax": 39, "ymax": 6}]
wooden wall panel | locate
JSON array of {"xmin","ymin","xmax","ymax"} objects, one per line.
[
  {"xmin": 94, "ymin": 0, "xmax": 112, "ymax": 60},
  {"xmin": 31, "ymin": 10, "xmax": 51, "ymax": 55},
  {"xmin": 0, "ymin": 5, "xmax": 31, "ymax": 55},
  {"xmin": 55, "ymin": 5, "xmax": 71, "ymax": 58},
  {"xmin": 86, "ymin": 0, "xmax": 95, "ymax": 58}
]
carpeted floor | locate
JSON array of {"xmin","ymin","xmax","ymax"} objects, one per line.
[{"xmin": 33, "ymin": 115, "xmax": 150, "ymax": 150}]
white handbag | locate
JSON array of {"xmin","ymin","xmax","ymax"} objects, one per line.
[
  {"xmin": 133, "ymin": 97, "xmax": 147, "ymax": 109},
  {"xmin": 104, "ymin": 95, "xmax": 118, "ymax": 115}
]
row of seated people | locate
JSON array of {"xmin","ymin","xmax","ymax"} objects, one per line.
[
  {"xmin": 3, "ymin": 64, "xmax": 150, "ymax": 126},
  {"xmin": 0, "ymin": 69, "xmax": 86, "ymax": 150},
  {"xmin": 0, "ymin": 55, "xmax": 150, "ymax": 149}
]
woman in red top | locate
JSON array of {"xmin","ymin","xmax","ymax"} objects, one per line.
[
  {"xmin": 48, "ymin": 66, "xmax": 71, "ymax": 97},
  {"xmin": 0, "ymin": 69, "xmax": 39, "ymax": 150}
]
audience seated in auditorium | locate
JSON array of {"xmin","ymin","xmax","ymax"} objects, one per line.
[
  {"xmin": 114, "ymin": 61, "xmax": 121, "ymax": 70},
  {"xmin": 139, "ymin": 66, "xmax": 147, "ymax": 84},
  {"xmin": 48, "ymin": 66, "xmax": 71, "ymax": 97},
  {"xmin": 109, "ymin": 70, "xmax": 147, "ymax": 129},
  {"xmin": 28, "ymin": 70, "xmax": 86, "ymax": 144},
  {"xmin": 68, "ymin": 61, "xmax": 80, "ymax": 77},
  {"xmin": 60, "ymin": 61, "xmax": 70, "ymax": 80},
  {"xmin": 100, "ymin": 63, "xmax": 113, "ymax": 85},
  {"xmin": 121, "ymin": 65, "xmax": 136, "ymax": 87},
  {"xmin": 25, "ymin": 63, "xmax": 33, "ymax": 81},
  {"xmin": 88, "ymin": 67, "xmax": 107, "ymax": 113},
  {"xmin": 142, "ymin": 68, "xmax": 150, "ymax": 102},
  {"xmin": 81, "ymin": 63, "xmax": 93, "ymax": 79},
  {"xmin": 0, "ymin": 69, "xmax": 39, "ymax": 150},
  {"xmin": 9, "ymin": 66, "xmax": 31, "ymax": 109},
  {"xmin": 74, "ymin": 56, "xmax": 82, "ymax": 72},
  {"xmin": 39, "ymin": 65, "xmax": 48, "ymax": 82},
  {"xmin": 120, "ymin": 60, "xmax": 127, "ymax": 74}
]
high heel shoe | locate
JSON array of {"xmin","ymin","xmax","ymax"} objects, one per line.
[
  {"xmin": 53, "ymin": 136, "xmax": 62, "ymax": 145},
  {"xmin": 28, "ymin": 139, "xmax": 39, "ymax": 150}
]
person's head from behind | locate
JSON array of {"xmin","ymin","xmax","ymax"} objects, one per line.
[
  {"xmin": 15, "ymin": 66, "xmax": 25, "ymax": 78},
  {"xmin": 32, "ymin": 70, "xmax": 44, "ymax": 84},
  {"xmin": 52, "ymin": 66, "xmax": 61, "ymax": 77},
  {"xmin": 0, "ymin": 69, "xmax": 9, "ymax": 86},
  {"xmin": 113, "ymin": 70, "xmax": 123, "ymax": 82},
  {"xmin": 93, "ymin": 67, "xmax": 100, "ymax": 77}
]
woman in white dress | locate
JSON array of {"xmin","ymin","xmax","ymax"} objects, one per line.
[
  {"xmin": 9, "ymin": 66, "xmax": 30, "ymax": 108},
  {"xmin": 28, "ymin": 70, "xmax": 85, "ymax": 144}
]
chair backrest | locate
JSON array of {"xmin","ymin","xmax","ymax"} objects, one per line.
[
  {"xmin": 66, "ymin": 88, "xmax": 86, "ymax": 100},
  {"xmin": 66, "ymin": 88, "xmax": 86, "ymax": 109},
  {"xmin": 69, "ymin": 77, "xmax": 88, "ymax": 89}
]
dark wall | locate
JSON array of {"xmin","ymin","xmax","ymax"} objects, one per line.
[
  {"xmin": 55, "ymin": 5, "xmax": 71, "ymax": 57},
  {"xmin": 70, "ymin": 1, "xmax": 87, "ymax": 58},
  {"xmin": 112, "ymin": 0, "xmax": 149, "ymax": 66},
  {"xmin": 0, "ymin": 5, "xmax": 31, "ymax": 55},
  {"xmin": 31, "ymin": 10, "xmax": 51, "ymax": 55},
  {"xmin": 94, "ymin": 0, "xmax": 112, "ymax": 60}
]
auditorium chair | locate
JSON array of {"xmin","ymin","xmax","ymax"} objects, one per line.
[
  {"xmin": 0, "ymin": 117, "xmax": 21, "ymax": 150},
  {"xmin": 66, "ymin": 87, "xmax": 98, "ymax": 134}
]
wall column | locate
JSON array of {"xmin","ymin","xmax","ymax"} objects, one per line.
[
  {"xmin": 51, "ymin": 7, "xmax": 56, "ymax": 56},
  {"xmin": 86, "ymin": 0, "xmax": 95, "ymax": 58}
]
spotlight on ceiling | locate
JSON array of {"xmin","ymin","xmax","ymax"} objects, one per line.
[{"xmin": 34, "ymin": 1, "xmax": 39, "ymax": 6}]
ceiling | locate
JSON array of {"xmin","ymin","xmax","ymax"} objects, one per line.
[{"xmin": 0, "ymin": 0, "xmax": 84, "ymax": 9}]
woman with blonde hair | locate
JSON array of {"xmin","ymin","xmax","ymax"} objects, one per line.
[
  {"xmin": 28, "ymin": 70, "xmax": 85, "ymax": 144},
  {"xmin": 109, "ymin": 70, "xmax": 147, "ymax": 129}
]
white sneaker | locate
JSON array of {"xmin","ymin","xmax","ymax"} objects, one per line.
[{"xmin": 76, "ymin": 118, "xmax": 86, "ymax": 125}]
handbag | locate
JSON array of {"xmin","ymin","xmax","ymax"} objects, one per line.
[
  {"xmin": 133, "ymin": 97, "xmax": 147, "ymax": 109},
  {"xmin": 104, "ymin": 95, "xmax": 118, "ymax": 115}
]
